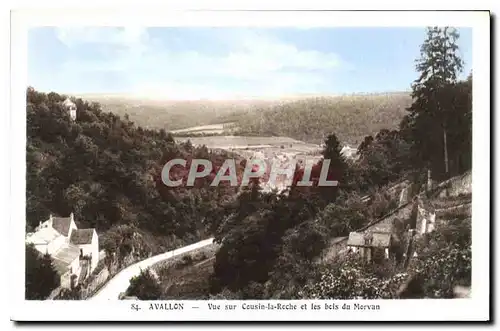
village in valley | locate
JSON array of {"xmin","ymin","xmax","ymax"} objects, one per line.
[{"xmin": 24, "ymin": 26, "xmax": 473, "ymax": 302}]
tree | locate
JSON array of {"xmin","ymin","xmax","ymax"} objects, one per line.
[
  {"xmin": 126, "ymin": 269, "xmax": 162, "ymax": 300},
  {"xmin": 355, "ymin": 129, "xmax": 411, "ymax": 190},
  {"xmin": 404, "ymin": 27, "xmax": 464, "ymax": 180},
  {"xmin": 318, "ymin": 133, "xmax": 346, "ymax": 201},
  {"xmin": 25, "ymin": 244, "xmax": 60, "ymax": 300},
  {"xmin": 407, "ymin": 216, "xmax": 471, "ymax": 298},
  {"xmin": 322, "ymin": 134, "xmax": 347, "ymax": 174}
]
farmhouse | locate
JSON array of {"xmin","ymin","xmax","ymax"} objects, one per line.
[
  {"xmin": 26, "ymin": 213, "xmax": 99, "ymax": 289},
  {"xmin": 347, "ymin": 231, "xmax": 392, "ymax": 262}
]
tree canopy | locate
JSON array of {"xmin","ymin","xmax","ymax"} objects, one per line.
[{"xmin": 25, "ymin": 244, "xmax": 59, "ymax": 300}]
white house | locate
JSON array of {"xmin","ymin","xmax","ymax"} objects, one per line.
[
  {"xmin": 26, "ymin": 213, "xmax": 99, "ymax": 289},
  {"xmin": 70, "ymin": 228, "xmax": 99, "ymax": 271},
  {"xmin": 62, "ymin": 98, "xmax": 77, "ymax": 121},
  {"xmin": 26, "ymin": 213, "xmax": 78, "ymax": 255},
  {"xmin": 347, "ymin": 231, "xmax": 392, "ymax": 262},
  {"xmin": 52, "ymin": 245, "xmax": 81, "ymax": 289}
]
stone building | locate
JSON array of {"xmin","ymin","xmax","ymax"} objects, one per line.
[
  {"xmin": 26, "ymin": 213, "xmax": 99, "ymax": 289},
  {"xmin": 347, "ymin": 231, "xmax": 392, "ymax": 262}
]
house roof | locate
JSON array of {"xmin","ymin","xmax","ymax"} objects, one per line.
[
  {"xmin": 26, "ymin": 227, "xmax": 61, "ymax": 245},
  {"xmin": 52, "ymin": 244, "xmax": 80, "ymax": 275},
  {"xmin": 53, "ymin": 244, "xmax": 80, "ymax": 263},
  {"xmin": 347, "ymin": 232, "xmax": 365, "ymax": 247},
  {"xmin": 70, "ymin": 229, "xmax": 95, "ymax": 245},
  {"xmin": 330, "ymin": 236, "xmax": 348, "ymax": 245},
  {"xmin": 62, "ymin": 98, "xmax": 75, "ymax": 107},
  {"xmin": 347, "ymin": 232, "xmax": 391, "ymax": 248},
  {"xmin": 52, "ymin": 217, "xmax": 72, "ymax": 236}
]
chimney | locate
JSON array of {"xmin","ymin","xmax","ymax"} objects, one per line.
[
  {"xmin": 48, "ymin": 214, "xmax": 53, "ymax": 228},
  {"xmin": 70, "ymin": 212, "xmax": 74, "ymax": 223}
]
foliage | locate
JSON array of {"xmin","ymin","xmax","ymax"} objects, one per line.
[
  {"xmin": 298, "ymin": 258, "xmax": 406, "ymax": 299},
  {"xmin": 26, "ymin": 88, "xmax": 236, "ymax": 256},
  {"xmin": 208, "ymin": 288, "xmax": 243, "ymax": 300},
  {"xmin": 401, "ymin": 27, "xmax": 471, "ymax": 181},
  {"xmin": 234, "ymin": 93, "xmax": 411, "ymax": 145},
  {"xmin": 25, "ymin": 244, "xmax": 60, "ymax": 300},
  {"xmin": 317, "ymin": 200, "xmax": 364, "ymax": 238},
  {"xmin": 126, "ymin": 269, "xmax": 162, "ymax": 300},
  {"xmin": 210, "ymin": 181, "xmax": 330, "ymax": 294},
  {"xmin": 408, "ymin": 216, "xmax": 471, "ymax": 298},
  {"xmin": 353, "ymin": 129, "xmax": 411, "ymax": 191}
]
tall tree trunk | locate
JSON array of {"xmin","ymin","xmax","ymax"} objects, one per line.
[{"xmin": 443, "ymin": 128, "xmax": 449, "ymax": 177}]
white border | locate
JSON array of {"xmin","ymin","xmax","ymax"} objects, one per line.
[{"xmin": 9, "ymin": 9, "xmax": 490, "ymax": 322}]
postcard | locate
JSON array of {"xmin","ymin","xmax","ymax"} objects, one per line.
[{"xmin": 9, "ymin": 8, "xmax": 490, "ymax": 322}]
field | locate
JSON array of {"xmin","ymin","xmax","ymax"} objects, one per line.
[
  {"xmin": 175, "ymin": 135, "xmax": 319, "ymax": 151},
  {"xmin": 171, "ymin": 123, "xmax": 230, "ymax": 135}
]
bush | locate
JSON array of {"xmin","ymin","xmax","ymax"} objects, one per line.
[
  {"xmin": 298, "ymin": 258, "xmax": 404, "ymax": 299},
  {"xmin": 126, "ymin": 269, "xmax": 162, "ymax": 300}
]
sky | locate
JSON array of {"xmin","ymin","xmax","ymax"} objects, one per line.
[{"xmin": 28, "ymin": 27, "xmax": 472, "ymax": 100}]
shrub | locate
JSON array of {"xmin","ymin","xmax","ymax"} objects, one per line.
[{"xmin": 126, "ymin": 269, "xmax": 162, "ymax": 300}]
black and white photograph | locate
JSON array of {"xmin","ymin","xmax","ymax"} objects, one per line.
[{"xmin": 8, "ymin": 8, "xmax": 490, "ymax": 322}]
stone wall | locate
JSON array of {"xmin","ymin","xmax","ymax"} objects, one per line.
[
  {"xmin": 416, "ymin": 194, "xmax": 472, "ymax": 236},
  {"xmin": 435, "ymin": 202, "xmax": 472, "ymax": 229},
  {"xmin": 435, "ymin": 202, "xmax": 472, "ymax": 218},
  {"xmin": 358, "ymin": 201, "xmax": 415, "ymax": 235},
  {"xmin": 79, "ymin": 266, "xmax": 110, "ymax": 299},
  {"xmin": 435, "ymin": 171, "xmax": 472, "ymax": 198}
]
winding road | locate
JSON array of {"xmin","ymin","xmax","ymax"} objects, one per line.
[{"xmin": 90, "ymin": 238, "xmax": 215, "ymax": 300}]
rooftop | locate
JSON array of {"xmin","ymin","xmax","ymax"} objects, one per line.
[
  {"xmin": 52, "ymin": 244, "xmax": 80, "ymax": 275},
  {"xmin": 26, "ymin": 227, "xmax": 61, "ymax": 245},
  {"xmin": 347, "ymin": 231, "xmax": 392, "ymax": 248},
  {"xmin": 70, "ymin": 229, "xmax": 95, "ymax": 245},
  {"xmin": 329, "ymin": 236, "xmax": 348, "ymax": 245},
  {"xmin": 52, "ymin": 216, "xmax": 72, "ymax": 236},
  {"xmin": 62, "ymin": 98, "xmax": 75, "ymax": 107}
]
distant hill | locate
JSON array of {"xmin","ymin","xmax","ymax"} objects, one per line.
[
  {"xmin": 78, "ymin": 94, "xmax": 283, "ymax": 132},
  {"xmin": 80, "ymin": 92, "xmax": 412, "ymax": 146},
  {"xmin": 233, "ymin": 93, "xmax": 412, "ymax": 145}
]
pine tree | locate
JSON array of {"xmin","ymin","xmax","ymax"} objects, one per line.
[
  {"xmin": 319, "ymin": 133, "xmax": 347, "ymax": 200},
  {"xmin": 405, "ymin": 27, "xmax": 464, "ymax": 180}
]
